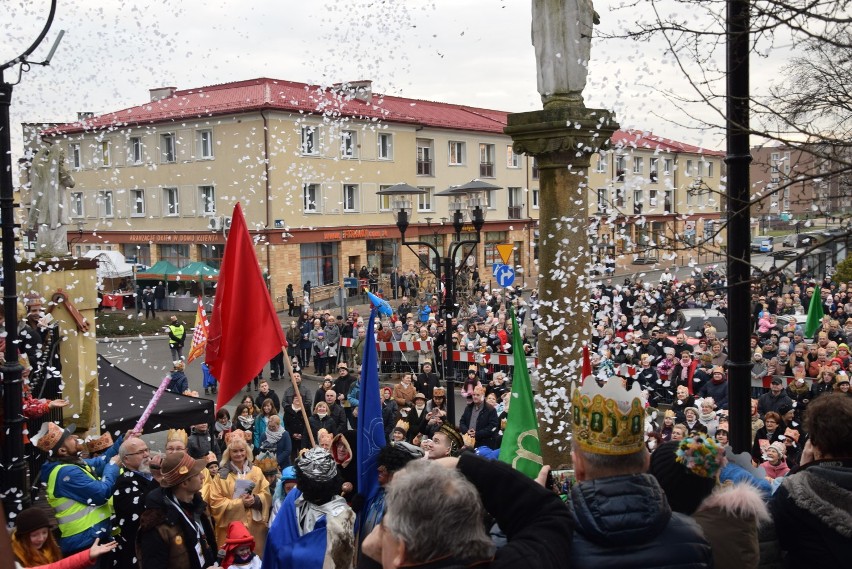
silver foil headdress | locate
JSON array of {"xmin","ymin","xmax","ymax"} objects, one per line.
[{"xmin": 296, "ymin": 447, "xmax": 338, "ymax": 482}]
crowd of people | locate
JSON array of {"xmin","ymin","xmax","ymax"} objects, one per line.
[{"xmin": 4, "ymin": 266, "xmax": 852, "ymax": 568}]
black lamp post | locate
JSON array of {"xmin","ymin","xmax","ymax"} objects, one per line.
[
  {"xmin": 377, "ymin": 180, "xmax": 497, "ymax": 424},
  {"xmin": 1, "ymin": 0, "xmax": 63, "ymax": 515}
]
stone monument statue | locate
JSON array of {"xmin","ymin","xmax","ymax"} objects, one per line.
[
  {"xmin": 532, "ymin": 0, "xmax": 598, "ymax": 108},
  {"xmin": 27, "ymin": 141, "xmax": 75, "ymax": 257}
]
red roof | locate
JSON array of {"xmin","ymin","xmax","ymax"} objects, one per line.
[
  {"xmin": 611, "ymin": 129, "xmax": 725, "ymax": 157},
  {"xmin": 44, "ymin": 77, "xmax": 723, "ymax": 155}
]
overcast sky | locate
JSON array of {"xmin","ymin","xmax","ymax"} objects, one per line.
[{"xmin": 5, "ymin": 0, "xmax": 792, "ymax": 152}]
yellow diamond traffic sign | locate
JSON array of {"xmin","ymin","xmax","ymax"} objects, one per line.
[{"xmin": 496, "ymin": 243, "xmax": 514, "ymax": 265}]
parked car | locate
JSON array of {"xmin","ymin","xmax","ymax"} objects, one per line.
[
  {"xmin": 673, "ymin": 308, "xmax": 729, "ymax": 342},
  {"xmin": 782, "ymin": 232, "xmax": 821, "ymax": 248},
  {"xmin": 751, "ymin": 236, "xmax": 774, "ymax": 253}
]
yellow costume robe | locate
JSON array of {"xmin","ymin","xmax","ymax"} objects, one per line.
[{"xmin": 207, "ymin": 462, "xmax": 272, "ymax": 555}]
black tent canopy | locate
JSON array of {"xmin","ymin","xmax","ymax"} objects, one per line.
[{"xmin": 97, "ymin": 355, "xmax": 215, "ymax": 435}]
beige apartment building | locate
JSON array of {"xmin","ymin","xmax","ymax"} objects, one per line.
[{"xmin": 26, "ymin": 77, "xmax": 725, "ymax": 307}]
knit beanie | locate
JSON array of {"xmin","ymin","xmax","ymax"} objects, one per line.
[
  {"xmin": 14, "ymin": 507, "xmax": 51, "ymax": 535},
  {"xmin": 650, "ymin": 437, "xmax": 726, "ymax": 515}
]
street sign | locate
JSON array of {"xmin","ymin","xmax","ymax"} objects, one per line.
[
  {"xmin": 496, "ymin": 243, "xmax": 514, "ymax": 265},
  {"xmin": 494, "ymin": 264, "xmax": 515, "ymax": 287},
  {"xmin": 492, "ymin": 263, "xmax": 503, "ymax": 277},
  {"xmin": 343, "ymin": 277, "xmax": 358, "ymax": 288}
]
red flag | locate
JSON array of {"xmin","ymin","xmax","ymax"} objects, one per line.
[
  {"xmin": 581, "ymin": 344, "xmax": 592, "ymax": 386},
  {"xmin": 207, "ymin": 203, "xmax": 285, "ymax": 409},
  {"xmin": 186, "ymin": 297, "xmax": 209, "ymax": 363}
]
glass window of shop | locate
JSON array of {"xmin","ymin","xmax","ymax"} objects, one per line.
[
  {"xmin": 123, "ymin": 243, "xmax": 151, "ymax": 267},
  {"xmin": 159, "ymin": 244, "xmax": 190, "ymax": 268},
  {"xmin": 301, "ymin": 242, "xmax": 338, "ymax": 286},
  {"xmin": 484, "ymin": 231, "xmax": 508, "ymax": 266},
  {"xmin": 367, "ymin": 238, "xmax": 397, "ymax": 275},
  {"xmin": 198, "ymin": 244, "xmax": 223, "ymax": 270}
]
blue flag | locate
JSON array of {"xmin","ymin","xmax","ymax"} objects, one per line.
[{"xmin": 357, "ymin": 307, "xmax": 386, "ymax": 503}]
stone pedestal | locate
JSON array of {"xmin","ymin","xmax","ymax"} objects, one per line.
[
  {"xmin": 17, "ymin": 258, "xmax": 100, "ymax": 436},
  {"xmin": 505, "ymin": 106, "xmax": 618, "ymax": 467}
]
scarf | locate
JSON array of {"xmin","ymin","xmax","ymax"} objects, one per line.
[
  {"xmin": 265, "ymin": 428, "xmax": 284, "ymax": 446},
  {"xmin": 699, "ymin": 409, "xmax": 716, "ymax": 422},
  {"xmin": 237, "ymin": 415, "xmax": 254, "ymax": 430},
  {"xmin": 216, "ymin": 420, "xmax": 232, "ymax": 433}
]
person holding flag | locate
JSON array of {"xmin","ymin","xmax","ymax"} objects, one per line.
[
  {"xmin": 187, "ymin": 296, "xmax": 209, "ymax": 364},
  {"xmin": 805, "ymin": 285, "xmax": 826, "ymax": 339}
]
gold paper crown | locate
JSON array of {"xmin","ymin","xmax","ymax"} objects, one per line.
[
  {"xmin": 166, "ymin": 428, "xmax": 188, "ymax": 446},
  {"xmin": 571, "ymin": 379, "xmax": 646, "ymax": 456},
  {"xmin": 254, "ymin": 452, "xmax": 279, "ymax": 475}
]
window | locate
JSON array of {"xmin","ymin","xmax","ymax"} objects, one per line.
[
  {"xmin": 301, "ymin": 126, "xmax": 318, "ymax": 155},
  {"xmin": 633, "ymin": 157, "xmax": 643, "ymax": 174},
  {"xmin": 783, "ymin": 152, "xmax": 791, "ymax": 174},
  {"xmin": 506, "ymin": 146, "xmax": 521, "ymax": 168},
  {"xmin": 484, "ymin": 231, "xmax": 509, "ymax": 266},
  {"xmin": 341, "ymin": 130, "xmax": 357, "ymax": 158},
  {"xmin": 417, "ymin": 187, "xmax": 433, "ymax": 212},
  {"xmin": 596, "ymin": 152, "xmax": 607, "ymax": 173},
  {"xmin": 686, "ymin": 186, "xmax": 695, "ymax": 207},
  {"xmin": 198, "ymin": 130, "xmax": 214, "ymax": 159},
  {"xmin": 532, "ymin": 158, "xmax": 539, "ymax": 180},
  {"xmin": 508, "ymin": 187, "xmax": 523, "ymax": 219},
  {"xmin": 159, "ymin": 244, "xmax": 190, "ymax": 268},
  {"xmin": 449, "ymin": 141, "xmax": 465, "ymax": 166},
  {"xmin": 198, "ymin": 244, "xmax": 223, "ymax": 270},
  {"xmin": 614, "ymin": 187, "xmax": 625, "ymax": 208},
  {"xmin": 616, "ymin": 155, "xmax": 627, "ymax": 180},
  {"xmin": 99, "ymin": 141, "xmax": 111, "ymax": 167},
  {"xmin": 633, "ymin": 189, "xmax": 643, "ymax": 214},
  {"xmin": 302, "ymin": 243, "xmax": 339, "ymax": 286},
  {"xmin": 705, "ymin": 161, "xmax": 714, "ymax": 178},
  {"xmin": 70, "ymin": 143, "xmax": 81, "ymax": 169},
  {"xmin": 378, "ymin": 132, "xmax": 393, "ymax": 160},
  {"xmin": 649, "ymin": 158, "xmax": 658, "ymax": 182},
  {"xmin": 479, "ymin": 143, "xmax": 495, "ymax": 177},
  {"xmin": 416, "ymin": 139, "xmax": 433, "ymax": 175},
  {"xmin": 199, "ymin": 185, "xmax": 216, "ymax": 215},
  {"xmin": 70, "ymin": 192, "xmax": 84, "ymax": 217},
  {"xmin": 531, "ymin": 188, "xmax": 540, "ymax": 209},
  {"xmin": 366, "ymin": 239, "xmax": 395, "ymax": 274},
  {"xmin": 124, "ymin": 243, "xmax": 151, "ymax": 266},
  {"xmin": 485, "ymin": 189, "xmax": 496, "ymax": 210},
  {"xmin": 343, "ymin": 184, "xmax": 359, "ymax": 212},
  {"xmin": 130, "ymin": 189, "xmax": 145, "ymax": 217},
  {"xmin": 161, "ymin": 133, "xmax": 176, "ymax": 163},
  {"xmin": 663, "ymin": 158, "xmax": 673, "ymax": 175},
  {"xmin": 163, "ymin": 187, "xmax": 180, "ymax": 216},
  {"xmin": 664, "ymin": 190, "xmax": 674, "ymax": 213},
  {"xmin": 597, "ymin": 188, "xmax": 609, "ymax": 212},
  {"xmin": 770, "ymin": 152, "xmax": 780, "ymax": 172},
  {"xmin": 685, "ymin": 159, "xmax": 694, "ymax": 177},
  {"xmin": 378, "ymin": 184, "xmax": 393, "ymax": 211},
  {"xmin": 649, "ymin": 189, "xmax": 658, "ymax": 207},
  {"xmin": 129, "ymin": 136, "xmax": 143, "ymax": 164},
  {"xmin": 303, "ymin": 183, "xmax": 321, "ymax": 213},
  {"xmin": 97, "ymin": 191, "xmax": 114, "ymax": 218}
]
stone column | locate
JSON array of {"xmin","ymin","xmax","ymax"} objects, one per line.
[{"xmin": 505, "ymin": 106, "xmax": 618, "ymax": 467}]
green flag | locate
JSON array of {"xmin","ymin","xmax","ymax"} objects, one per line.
[
  {"xmin": 498, "ymin": 308, "xmax": 543, "ymax": 478},
  {"xmin": 804, "ymin": 287, "xmax": 824, "ymax": 339}
]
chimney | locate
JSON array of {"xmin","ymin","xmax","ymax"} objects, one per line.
[
  {"xmin": 149, "ymin": 86, "xmax": 177, "ymax": 102},
  {"xmin": 334, "ymin": 80, "xmax": 372, "ymax": 104}
]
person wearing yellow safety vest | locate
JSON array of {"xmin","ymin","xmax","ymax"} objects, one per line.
[
  {"xmin": 167, "ymin": 315, "xmax": 187, "ymax": 361},
  {"xmin": 31, "ymin": 421, "xmax": 125, "ymax": 560}
]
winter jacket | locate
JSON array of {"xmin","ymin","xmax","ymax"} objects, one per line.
[
  {"xmin": 14, "ymin": 549, "xmax": 95, "ymax": 569},
  {"xmin": 458, "ymin": 402, "xmax": 500, "ymax": 448},
  {"xmin": 692, "ymin": 483, "xmax": 772, "ymax": 569},
  {"xmin": 760, "ymin": 460, "xmax": 791, "ymax": 480},
  {"xmin": 698, "ymin": 378, "xmax": 730, "ymax": 410},
  {"xmin": 770, "ymin": 459, "xmax": 852, "ymax": 566},
  {"xmin": 167, "ymin": 370, "xmax": 188, "ymax": 394},
  {"xmin": 570, "ymin": 473, "xmax": 713, "ymax": 568},
  {"xmin": 112, "ymin": 469, "xmax": 159, "ymax": 568},
  {"xmin": 137, "ymin": 487, "xmax": 218, "ymax": 569},
  {"xmin": 187, "ymin": 428, "xmax": 220, "ymax": 460}
]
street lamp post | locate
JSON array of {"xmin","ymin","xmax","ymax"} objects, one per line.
[
  {"xmin": 377, "ymin": 180, "xmax": 497, "ymax": 424},
  {"xmin": 1, "ymin": 0, "xmax": 62, "ymax": 515}
]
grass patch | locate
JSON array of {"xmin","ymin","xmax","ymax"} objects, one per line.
[{"xmin": 94, "ymin": 312, "xmax": 170, "ymax": 338}]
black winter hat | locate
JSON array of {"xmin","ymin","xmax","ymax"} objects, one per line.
[
  {"xmin": 14, "ymin": 507, "xmax": 51, "ymax": 535},
  {"xmin": 649, "ymin": 440, "xmax": 716, "ymax": 516}
]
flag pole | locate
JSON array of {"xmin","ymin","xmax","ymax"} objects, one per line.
[{"xmin": 282, "ymin": 345, "xmax": 316, "ymax": 448}]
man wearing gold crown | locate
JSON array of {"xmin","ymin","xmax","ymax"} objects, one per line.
[{"xmin": 568, "ymin": 379, "xmax": 713, "ymax": 566}]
